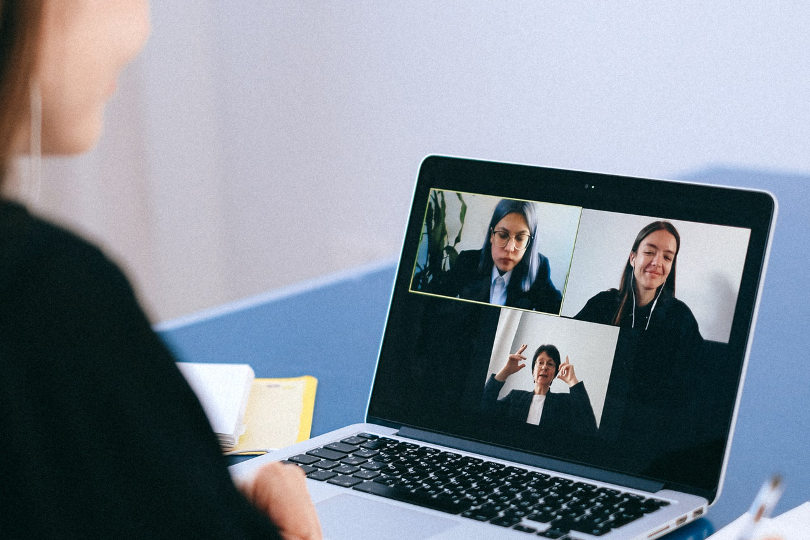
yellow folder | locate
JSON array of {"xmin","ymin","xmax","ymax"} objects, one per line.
[{"xmin": 228, "ymin": 375, "xmax": 318, "ymax": 455}]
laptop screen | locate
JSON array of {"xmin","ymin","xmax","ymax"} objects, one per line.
[{"xmin": 367, "ymin": 156, "xmax": 775, "ymax": 502}]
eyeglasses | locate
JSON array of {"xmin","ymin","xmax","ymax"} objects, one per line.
[
  {"xmin": 491, "ymin": 228, "xmax": 532, "ymax": 251},
  {"xmin": 534, "ymin": 360, "xmax": 557, "ymax": 370}
]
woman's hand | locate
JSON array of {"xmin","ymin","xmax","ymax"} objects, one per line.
[
  {"xmin": 495, "ymin": 344, "xmax": 528, "ymax": 381},
  {"xmin": 557, "ymin": 356, "xmax": 580, "ymax": 387},
  {"xmin": 243, "ymin": 461, "xmax": 322, "ymax": 540}
]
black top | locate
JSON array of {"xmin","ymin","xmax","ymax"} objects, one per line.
[
  {"xmin": 574, "ymin": 288, "xmax": 702, "ymax": 340},
  {"xmin": 0, "ymin": 201, "xmax": 280, "ymax": 538},
  {"xmin": 481, "ymin": 374, "xmax": 597, "ymax": 437},
  {"xmin": 436, "ymin": 249, "xmax": 562, "ymax": 313},
  {"xmin": 573, "ymin": 288, "xmax": 708, "ymax": 479}
]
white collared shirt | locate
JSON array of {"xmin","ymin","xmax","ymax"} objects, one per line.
[
  {"xmin": 490, "ymin": 266, "xmax": 513, "ymax": 305},
  {"xmin": 526, "ymin": 393, "xmax": 546, "ymax": 425}
]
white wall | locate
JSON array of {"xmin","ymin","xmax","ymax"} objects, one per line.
[{"xmin": 28, "ymin": 1, "xmax": 810, "ymax": 321}]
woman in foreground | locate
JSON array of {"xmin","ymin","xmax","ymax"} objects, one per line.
[{"xmin": 0, "ymin": 2, "xmax": 320, "ymax": 538}]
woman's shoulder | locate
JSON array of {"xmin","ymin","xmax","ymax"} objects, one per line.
[
  {"xmin": 572, "ymin": 289, "xmax": 620, "ymax": 323},
  {"xmin": 449, "ymin": 249, "xmax": 483, "ymax": 275},
  {"xmin": 0, "ymin": 200, "xmax": 127, "ymax": 293},
  {"xmin": 2, "ymin": 199, "xmax": 103, "ymax": 255},
  {"xmin": 583, "ymin": 289, "xmax": 621, "ymax": 309},
  {"xmin": 589, "ymin": 288, "xmax": 620, "ymax": 300},
  {"xmin": 658, "ymin": 295, "xmax": 699, "ymax": 324},
  {"xmin": 456, "ymin": 249, "xmax": 481, "ymax": 264}
]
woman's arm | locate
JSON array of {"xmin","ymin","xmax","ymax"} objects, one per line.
[{"xmin": 567, "ymin": 382, "xmax": 598, "ymax": 436}]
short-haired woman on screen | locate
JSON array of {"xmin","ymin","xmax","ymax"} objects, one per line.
[
  {"xmin": 481, "ymin": 344, "xmax": 597, "ymax": 437},
  {"xmin": 0, "ymin": 2, "xmax": 319, "ymax": 538},
  {"xmin": 440, "ymin": 199, "xmax": 562, "ymax": 313}
]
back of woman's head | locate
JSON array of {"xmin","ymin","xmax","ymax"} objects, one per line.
[
  {"xmin": 479, "ymin": 198, "xmax": 541, "ymax": 292},
  {"xmin": 0, "ymin": 1, "xmax": 45, "ymax": 183}
]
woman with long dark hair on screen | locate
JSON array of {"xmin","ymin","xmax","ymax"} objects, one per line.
[
  {"xmin": 575, "ymin": 220, "xmax": 701, "ymax": 340},
  {"xmin": 574, "ymin": 221, "xmax": 706, "ymax": 478},
  {"xmin": 439, "ymin": 198, "xmax": 562, "ymax": 313},
  {"xmin": 0, "ymin": 2, "xmax": 319, "ymax": 537}
]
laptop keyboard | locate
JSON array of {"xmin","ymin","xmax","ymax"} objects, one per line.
[{"xmin": 284, "ymin": 432, "xmax": 669, "ymax": 538}]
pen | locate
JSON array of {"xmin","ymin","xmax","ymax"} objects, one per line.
[{"xmin": 736, "ymin": 475, "xmax": 784, "ymax": 540}]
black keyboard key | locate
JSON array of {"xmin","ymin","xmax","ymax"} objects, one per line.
[
  {"xmin": 352, "ymin": 448, "xmax": 379, "ymax": 459},
  {"xmin": 465, "ymin": 503, "xmax": 504, "ymax": 518},
  {"xmin": 460, "ymin": 511, "xmax": 491, "ymax": 522},
  {"xmin": 353, "ymin": 469, "xmax": 380, "ymax": 480},
  {"xmin": 289, "ymin": 453, "xmax": 320, "ymax": 465},
  {"xmin": 538, "ymin": 528, "xmax": 570, "ymax": 539},
  {"xmin": 333, "ymin": 464, "xmax": 361, "ymax": 475},
  {"xmin": 610, "ymin": 510, "xmax": 642, "ymax": 527},
  {"xmin": 328, "ymin": 475, "xmax": 364, "ymax": 488},
  {"xmin": 527, "ymin": 510, "xmax": 555, "ymax": 523},
  {"xmin": 341, "ymin": 436, "xmax": 369, "ymax": 445},
  {"xmin": 314, "ymin": 460, "xmax": 339, "ymax": 470},
  {"xmin": 307, "ymin": 447, "xmax": 347, "ymax": 461},
  {"xmin": 325, "ymin": 442, "xmax": 359, "ymax": 453},
  {"xmin": 357, "ymin": 432, "xmax": 379, "ymax": 439},
  {"xmin": 640, "ymin": 498, "xmax": 668, "ymax": 513},
  {"xmin": 360, "ymin": 439, "xmax": 386, "ymax": 450},
  {"xmin": 307, "ymin": 469, "xmax": 337, "ymax": 481},
  {"xmin": 571, "ymin": 520, "xmax": 613, "ymax": 537},
  {"xmin": 490, "ymin": 515, "xmax": 521, "ymax": 527},
  {"xmin": 373, "ymin": 474, "xmax": 398, "ymax": 486},
  {"xmin": 353, "ymin": 481, "xmax": 472, "ymax": 514},
  {"xmin": 283, "ymin": 460, "xmax": 316, "ymax": 475},
  {"xmin": 512, "ymin": 524, "xmax": 537, "ymax": 534},
  {"xmin": 341, "ymin": 456, "xmax": 367, "ymax": 466}
]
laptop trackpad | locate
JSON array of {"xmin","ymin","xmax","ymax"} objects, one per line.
[{"xmin": 316, "ymin": 493, "xmax": 460, "ymax": 539}]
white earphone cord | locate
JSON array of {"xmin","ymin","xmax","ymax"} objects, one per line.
[
  {"xmin": 28, "ymin": 80, "xmax": 42, "ymax": 204},
  {"xmin": 630, "ymin": 272, "xmax": 665, "ymax": 331}
]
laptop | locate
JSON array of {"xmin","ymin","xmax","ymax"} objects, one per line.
[{"xmin": 230, "ymin": 156, "xmax": 776, "ymax": 539}]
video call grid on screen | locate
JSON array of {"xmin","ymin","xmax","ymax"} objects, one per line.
[
  {"xmin": 369, "ymin": 158, "xmax": 773, "ymax": 497},
  {"xmin": 410, "ymin": 188, "xmax": 750, "ymax": 341},
  {"xmin": 408, "ymin": 188, "xmax": 752, "ymax": 427}
]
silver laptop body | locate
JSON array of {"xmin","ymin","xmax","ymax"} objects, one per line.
[{"xmin": 231, "ymin": 156, "xmax": 776, "ymax": 539}]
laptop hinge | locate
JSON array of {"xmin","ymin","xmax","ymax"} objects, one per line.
[{"xmin": 396, "ymin": 426, "xmax": 665, "ymax": 493}]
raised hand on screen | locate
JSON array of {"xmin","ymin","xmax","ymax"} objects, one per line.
[{"xmin": 495, "ymin": 344, "xmax": 528, "ymax": 382}]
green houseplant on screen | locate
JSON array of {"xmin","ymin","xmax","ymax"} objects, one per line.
[{"xmin": 412, "ymin": 190, "xmax": 467, "ymax": 292}]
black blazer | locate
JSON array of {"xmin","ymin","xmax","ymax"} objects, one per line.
[
  {"xmin": 481, "ymin": 374, "xmax": 597, "ymax": 437},
  {"xmin": 438, "ymin": 249, "xmax": 562, "ymax": 314}
]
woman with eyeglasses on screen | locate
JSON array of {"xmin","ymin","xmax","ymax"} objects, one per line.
[{"xmin": 438, "ymin": 199, "xmax": 562, "ymax": 314}]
